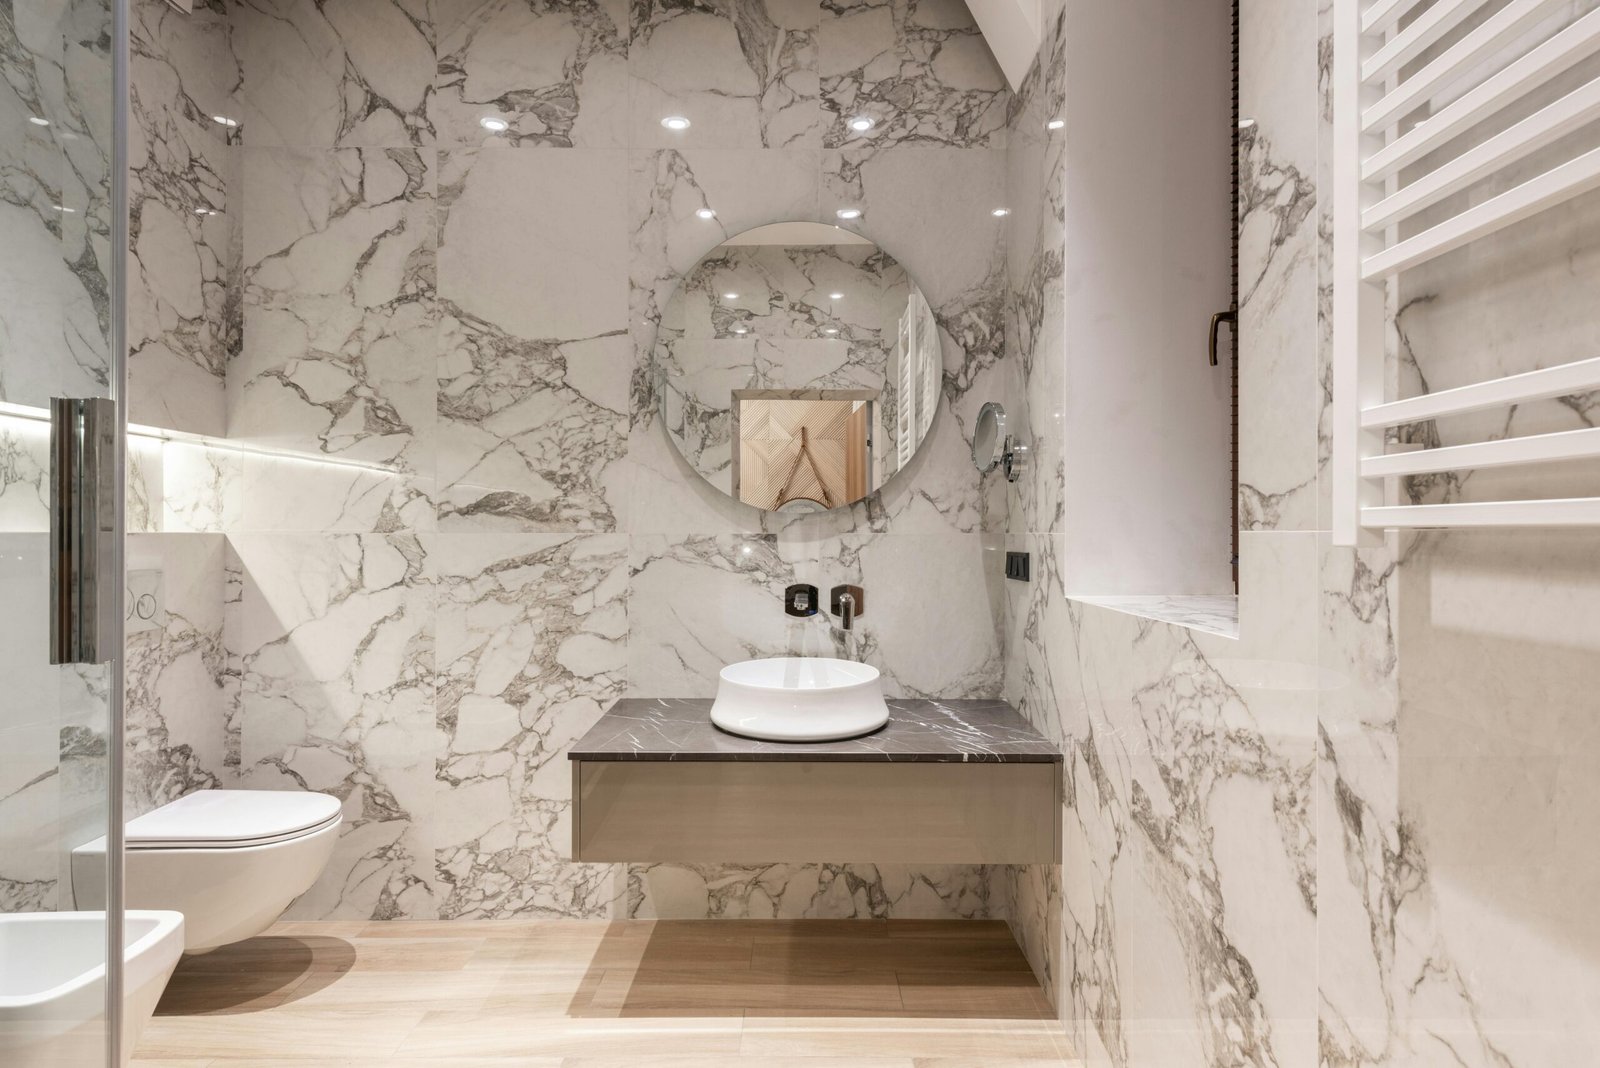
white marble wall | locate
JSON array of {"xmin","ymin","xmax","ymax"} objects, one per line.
[
  {"xmin": 127, "ymin": 0, "xmax": 1012, "ymax": 921},
  {"xmin": 0, "ymin": 0, "xmax": 117, "ymax": 915},
  {"xmin": 999, "ymin": 0, "xmax": 1600, "ymax": 1064}
]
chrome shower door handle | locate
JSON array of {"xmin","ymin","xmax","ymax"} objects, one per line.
[
  {"xmin": 1209, "ymin": 310, "xmax": 1237, "ymax": 367},
  {"xmin": 50, "ymin": 397, "xmax": 117, "ymax": 664}
]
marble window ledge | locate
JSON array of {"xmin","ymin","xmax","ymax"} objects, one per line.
[{"xmin": 1068, "ymin": 593, "xmax": 1240, "ymax": 639}]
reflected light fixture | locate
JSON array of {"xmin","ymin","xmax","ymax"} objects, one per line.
[
  {"xmin": 1046, "ymin": 118, "xmax": 1064, "ymax": 130},
  {"xmin": 479, "ymin": 116, "xmax": 510, "ymax": 132},
  {"xmin": 660, "ymin": 115, "xmax": 691, "ymax": 131},
  {"xmin": 212, "ymin": 115, "xmax": 238, "ymax": 127},
  {"xmin": 28, "ymin": 116, "xmax": 50, "ymax": 126},
  {"xmin": 828, "ymin": 292, "xmax": 844, "ymax": 300},
  {"xmin": 823, "ymin": 327, "xmax": 839, "ymax": 335},
  {"xmin": 848, "ymin": 116, "xmax": 875, "ymax": 132},
  {"xmin": 193, "ymin": 207, "xmax": 217, "ymax": 216},
  {"xmin": 835, "ymin": 207, "xmax": 862, "ymax": 220},
  {"xmin": 52, "ymin": 204, "xmax": 75, "ymax": 213},
  {"xmin": 696, "ymin": 207, "xmax": 716, "ymax": 220},
  {"xmin": 724, "ymin": 292, "xmax": 739, "ymax": 300},
  {"xmin": 1238, "ymin": 117, "xmax": 1256, "ymax": 130},
  {"xmin": 992, "ymin": 208, "xmax": 1010, "ymax": 217}
]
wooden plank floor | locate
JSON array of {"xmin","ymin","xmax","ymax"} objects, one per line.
[{"xmin": 133, "ymin": 919, "xmax": 1079, "ymax": 1067}]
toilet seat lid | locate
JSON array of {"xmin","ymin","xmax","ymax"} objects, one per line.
[{"xmin": 126, "ymin": 790, "xmax": 343, "ymax": 848}]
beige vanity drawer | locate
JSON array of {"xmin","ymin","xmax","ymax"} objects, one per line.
[{"xmin": 571, "ymin": 760, "xmax": 1061, "ymax": 865}]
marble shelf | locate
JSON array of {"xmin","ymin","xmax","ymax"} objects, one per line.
[{"xmin": 568, "ymin": 698, "xmax": 1062, "ymax": 764}]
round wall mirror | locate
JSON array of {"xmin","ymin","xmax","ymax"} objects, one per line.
[{"xmin": 657, "ymin": 222, "xmax": 942, "ymax": 512}]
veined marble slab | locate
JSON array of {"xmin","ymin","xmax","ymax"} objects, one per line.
[
  {"xmin": 1070, "ymin": 593, "xmax": 1240, "ymax": 639},
  {"xmin": 571, "ymin": 698, "xmax": 1060, "ymax": 763}
]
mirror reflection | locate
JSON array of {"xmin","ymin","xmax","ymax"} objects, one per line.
[{"xmin": 658, "ymin": 222, "xmax": 941, "ymax": 512}]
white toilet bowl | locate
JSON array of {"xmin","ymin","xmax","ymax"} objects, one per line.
[{"xmin": 72, "ymin": 790, "xmax": 343, "ymax": 953}]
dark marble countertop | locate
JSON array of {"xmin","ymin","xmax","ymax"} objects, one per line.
[{"xmin": 569, "ymin": 698, "xmax": 1062, "ymax": 763}]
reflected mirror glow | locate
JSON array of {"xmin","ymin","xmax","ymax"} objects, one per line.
[{"xmin": 657, "ymin": 221, "xmax": 941, "ymax": 513}]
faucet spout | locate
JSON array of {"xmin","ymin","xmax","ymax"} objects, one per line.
[{"xmin": 829, "ymin": 585, "xmax": 864, "ymax": 631}]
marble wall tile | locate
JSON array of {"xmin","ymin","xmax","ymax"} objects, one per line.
[
  {"xmin": 0, "ymin": 4, "xmax": 113, "ymax": 409},
  {"xmin": 0, "ymin": 535, "xmax": 63, "ymax": 914},
  {"xmin": 433, "ymin": 533, "xmax": 628, "ymax": 918},
  {"xmin": 629, "ymin": 0, "xmax": 823, "ymax": 150},
  {"xmin": 234, "ymin": 146, "xmax": 437, "ymax": 529},
  {"xmin": 124, "ymin": 533, "xmax": 230, "ymax": 819},
  {"xmin": 625, "ymin": 532, "xmax": 825, "ymax": 695},
  {"xmin": 161, "ymin": 439, "xmax": 243, "ymax": 533},
  {"xmin": 230, "ymin": 0, "xmax": 435, "ymax": 149},
  {"xmin": 0, "ymin": 414, "xmax": 52, "ymax": 533},
  {"xmin": 818, "ymin": 0, "xmax": 1007, "ymax": 149},
  {"xmin": 232, "ymin": 532, "xmax": 441, "ymax": 919},
  {"xmin": 437, "ymin": 147, "xmax": 630, "ymax": 531},
  {"xmin": 1001, "ymin": 7, "xmax": 1064, "ymax": 539},
  {"xmin": 127, "ymin": 0, "xmax": 237, "ymax": 436},
  {"xmin": 1237, "ymin": 0, "xmax": 1319, "ymax": 532},
  {"xmin": 433, "ymin": 0, "xmax": 631, "ymax": 149},
  {"xmin": 625, "ymin": 860, "xmax": 991, "ymax": 919},
  {"xmin": 0, "ymin": 722, "xmax": 60, "ymax": 913}
]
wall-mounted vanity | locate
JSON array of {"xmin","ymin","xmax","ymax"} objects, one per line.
[{"xmin": 569, "ymin": 697, "xmax": 1062, "ymax": 864}]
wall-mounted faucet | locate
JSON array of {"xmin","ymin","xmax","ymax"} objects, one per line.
[{"xmin": 830, "ymin": 585, "xmax": 864, "ymax": 631}]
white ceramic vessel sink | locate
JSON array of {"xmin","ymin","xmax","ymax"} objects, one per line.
[{"xmin": 711, "ymin": 657, "xmax": 890, "ymax": 742}]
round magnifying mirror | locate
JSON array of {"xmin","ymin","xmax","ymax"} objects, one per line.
[
  {"xmin": 656, "ymin": 222, "xmax": 941, "ymax": 512},
  {"xmin": 972, "ymin": 401, "xmax": 1008, "ymax": 473}
]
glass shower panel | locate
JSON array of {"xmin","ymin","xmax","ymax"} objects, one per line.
[{"xmin": 0, "ymin": 0, "xmax": 125, "ymax": 1065}]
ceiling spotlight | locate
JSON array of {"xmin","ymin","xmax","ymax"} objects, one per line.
[
  {"xmin": 828, "ymin": 292, "xmax": 844, "ymax": 300},
  {"xmin": 28, "ymin": 116, "xmax": 49, "ymax": 127},
  {"xmin": 696, "ymin": 207, "xmax": 716, "ymax": 220},
  {"xmin": 212, "ymin": 115, "xmax": 238, "ymax": 128},
  {"xmin": 991, "ymin": 208, "xmax": 1010, "ymax": 217},
  {"xmin": 848, "ymin": 116, "xmax": 875, "ymax": 132},
  {"xmin": 835, "ymin": 207, "xmax": 862, "ymax": 220},
  {"xmin": 1238, "ymin": 117, "xmax": 1257, "ymax": 130},
  {"xmin": 479, "ymin": 116, "xmax": 509, "ymax": 132},
  {"xmin": 1046, "ymin": 118, "xmax": 1064, "ymax": 130},
  {"xmin": 660, "ymin": 115, "xmax": 691, "ymax": 131}
]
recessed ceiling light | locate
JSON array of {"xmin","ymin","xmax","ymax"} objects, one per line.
[
  {"xmin": 28, "ymin": 116, "xmax": 49, "ymax": 126},
  {"xmin": 835, "ymin": 208, "xmax": 862, "ymax": 220},
  {"xmin": 1046, "ymin": 118, "xmax": 1064, "ymax": 130},
  {"xmin": 212, "ymin": 115, "xmax": 238, "ymax": 128},
  {"xmin": 828, "ymin": 292, "xmax": 844, "ymax": 300},
  {"xmin": 1238, "ymin": 117, "xmax": 1257, "ymax": 130},
  {"xmin": 696, "ymin": 207, "xmax": 716, "ymax": 220},
  {"xmin": 479, "ymin": 116, "xmax": 509, "ymax": 132},
  {"xmin": 992, "ymin": 208, "xmax": 1010, "ymax": 217},
  {"xmin": 848, "ymin": 116, "xmax": 875, "ymax": 132},
  {"xmin": 660, "ymin": 115, "xmax": 691, "ymax": 131}
]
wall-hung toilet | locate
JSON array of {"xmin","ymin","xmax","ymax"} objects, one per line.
[{"xmin": 72, "ymin": 790, "xmax": 342, "ymax": 953}]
